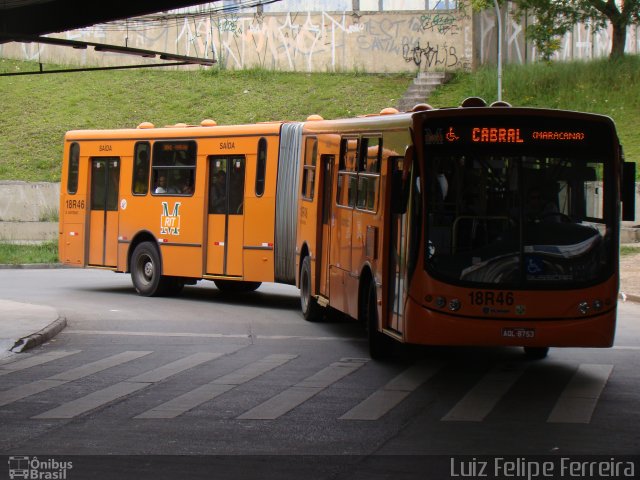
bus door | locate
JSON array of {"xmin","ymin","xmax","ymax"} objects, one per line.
[
  {"xmin": 88, "ymin": 157, "xmax": 120, "ymax": 267},
  {"xmin": 317, "ymin": 155, "xmax": 334, "ymax": 297},
  {"xmin": 206, "ymin": 156, "xmax": 246, "ymax": 276},
  {"xmin": 329, "ymin": 138, "xmax": 357, "ymax": 311},
  {"xmin": 386, "ymin": 155, "xmax": 411, "ymax": 334}
]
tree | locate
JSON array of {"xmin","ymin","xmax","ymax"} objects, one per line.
[{"xmin": 510, "ymin": 0, "xmax": 640, "ymax": 59}]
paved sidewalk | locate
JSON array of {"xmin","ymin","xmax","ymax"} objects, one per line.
[{"xmin": 0, "ymin": 298, "xmax": 66, "ymax": 359}]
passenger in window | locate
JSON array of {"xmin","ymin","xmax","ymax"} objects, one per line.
[
  {"xmin": 180, "ymin": 179, "xmax": 194, "ymax": 195},
  {"xmin": 134, "ymin": 167, "xmax": 148, "ymax": 194},
  {"xmin": 155, "ymin": 175, "xmax": 168, "ymax": 194}
]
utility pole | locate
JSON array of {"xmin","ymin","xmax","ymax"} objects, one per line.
[{"xmin": 494, "ymin": 0, "xmax": 503, "ymax": 102}]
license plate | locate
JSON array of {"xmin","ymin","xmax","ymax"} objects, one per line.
[{"xmin": 502, "ymin": 327, "xmax": 535, "ymax": 339}]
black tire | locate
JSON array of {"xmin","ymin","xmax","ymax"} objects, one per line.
[
  {"xmin": 364, "ymin": 280, "xmax": 389, "ymax": 359},
  {"xmin": 300, "ymin": 256, "xmax": 322, "ymax": 321},
  {"xmin": 524, "ymin": 346, "xmax": 549, "ymax": 359},
  {"xmin": 214, "ymin": 280, "xmax": 261, "ymax": 293},
  {"xmin": 131, "ymin": 242, "xmax": 164, "ymax": 296}
]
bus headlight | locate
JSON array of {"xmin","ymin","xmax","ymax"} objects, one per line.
[
  {"xmin": 448, "ymin": 299, "xmax": 461, "ymax": 311},
  {"xmin": 578, "ymin": 301, "xmax": 590, "ymax": 315},
  {"xmin": 592, "ymin": 300, "xmax": 603, "ymax": 311},
  {"xmin": 435, "ymin": 296, "xmax": 446, "ymax": 308}
]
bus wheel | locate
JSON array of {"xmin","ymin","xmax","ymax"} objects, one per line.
[
  {"xmin": 365, "ymin": 280, "xmax": 389, "ymax": 360},
  {"xmin": 131, "ymin": 242, "xmax": 163, "ymax": 297},
  {"xmin": 214, "ymin": 280, "xmax": 261, "ymax": 293},
  {"xmin": 524, "ymin": 346, "xmax": 549, "ymax": 359},
  {"xmin": 300, "ymin": 256, "xmax": 321, "ymax": 321}
]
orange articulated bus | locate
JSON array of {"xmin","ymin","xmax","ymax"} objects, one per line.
[{"xmin": 59, "ymin": 99, "xmax": 636, "ymax": 359}]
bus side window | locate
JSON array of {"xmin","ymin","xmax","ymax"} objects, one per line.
[
  {"xmin": 337, "ymin": 138, "xmax": 358, "ymax": 208},
  {"xmin": 151, "ymin": 141, "xmax": 196, "ymax": 196},
  {"xmin": 357, "ymin": 137, "xmax": 381, "ymax": 212},
  {"xmin": 209, "ymin": 156, "xmax": 245, "ymax": 215},
  {"xmin": 132, "ymin": 142, "xmax": 150, "ymax": 195},
  {"xmin": 228, "ymin": 157, "xmax": 245, "ymax": 215},
  {"xmin": 67, "ymin": 142, "xmax": 80, "ymax": 194},
  {"xmin": 255, "ymin": 137, "xmax": 267, "ymax": 197},
  {"xmin": 301, "ymin": 137, "xmax": 317, "ymax": 201}
]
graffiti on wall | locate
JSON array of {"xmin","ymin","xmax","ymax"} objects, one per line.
[
  {"xmin": 200, "ymin": 11, "xmax": 470, "ymax": 72},
  {"xmin": 402, "ymin": 41, "xmax": 464, "ymax": 70},
  {"xmin": 3, "ymin": 2, "xmax": 637, "ymax": 73},
  {"xmin": 0, "ymin": 10, "xmax": 471, "ymax": 73}
]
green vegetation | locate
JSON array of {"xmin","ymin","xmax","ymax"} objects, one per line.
[
  {"xmin": 429, "ymin": 56, "xmax": 640, "ymax": 170},
  {"xmin": 0, "ymin": 241, "xmax": 58, "ymax": 264},
  {"xmin": 0, "ymin": 59, "xmax": 411, "ymax": 182},
  {"xmin": 620, "ymin": 245, "xmax": 640, "ymax": 257}
]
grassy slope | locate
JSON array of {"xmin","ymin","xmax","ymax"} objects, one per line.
[
  {"xmin": 0, "ymin": 59, "xmax": 411, "ymax": 182},
  {"xmin": 0, "ymin": 241, "xmax": 58, "ymax": 264},
  {"xmin": 1, "ymin": 57, "xmax": 639, "ymax": 182}
]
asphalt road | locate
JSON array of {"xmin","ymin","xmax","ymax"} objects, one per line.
[{"xmin": 0, "ymin": 268, "xmax": 639, "ymax": 479}]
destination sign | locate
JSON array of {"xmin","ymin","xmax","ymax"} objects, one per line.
[{"xmin": 426, "ymin": 126, "xmax": 588, "ymax": 145}]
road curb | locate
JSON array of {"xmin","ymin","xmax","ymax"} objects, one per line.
[
  {"xmin": 621, "ymin": 293, "xmax": 640, "ymax": 304},
  {"xmin": 10, "ymin": 316, "xmax": 67, "ymax": 353},
  {"xmin": 0, "ymin": 263, "xmax": 68, "ymax": 270}
]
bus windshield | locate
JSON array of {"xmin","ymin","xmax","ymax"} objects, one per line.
[{"xmin": 423, "ymin": 117, "xmax": 615, "ymax": 289}]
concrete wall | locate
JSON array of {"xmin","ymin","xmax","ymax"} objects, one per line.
[
  {"xmin": 0, "ymin": 182, "xmax": 59, "ymax": 243},
  {"xmin": 0, "ymin": 182, "xmax": 59, "ymax": 222},
  {"xmin": 0, "ymin": 10, "xmax": 473, "ymax": 73},
  {"xmin": 1, "ymin": 3, "xmax": 638, "ymax": 73}
]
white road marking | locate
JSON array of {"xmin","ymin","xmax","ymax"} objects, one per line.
[
  {"xmin": 547, "ymin": 364, "xmax": 613, "ymax": 424},
  {"xmin": 340, "ymin": 361, "xmax": 444, "ymax": 420},
  {"xmin": 136, "ymin": 354, "xmax": 298, "ymax": 419},
  {"xmin": 33, "ymin": 352, "xmax": 223, "ymax": 419},
  {"xmin": 0, "ymin": 350, "xmax": 82, "ymax": 376},
  {"xmin": 238, "ymin": 358, "xmax": 368, "ymax": 420},
  {"xmin": 0, "ymin": 351, "xmax": 152, "ymax": 407},
  {"xmin": 441, "ymin": 366, "xmax": 525, "ymax": 422}
]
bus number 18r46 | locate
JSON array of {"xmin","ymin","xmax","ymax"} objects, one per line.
[{"xmin": 469, "ymin": 291, "xmax": 514, "ymax": 306}]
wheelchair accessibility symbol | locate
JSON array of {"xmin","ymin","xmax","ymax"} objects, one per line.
[{"xmin": 526, "ymin": 257, "xmax": 544, "ymax": 275}]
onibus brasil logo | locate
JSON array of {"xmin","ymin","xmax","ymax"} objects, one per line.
[
  {"xmin": 160, "ymin": 202, "xmax": 181, "ymax": 235},
  {"xmin": 8, "ymin": 456, "xmax": 73, "ymax": 479}
]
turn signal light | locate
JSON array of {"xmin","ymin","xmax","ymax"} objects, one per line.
[
  {"xmin": 578, "ymin": 301, "xmax": 590, "ymax": 315},
  {"xmin": 449, "ymin": 299, "xmax": 461, "ymax": 311}
]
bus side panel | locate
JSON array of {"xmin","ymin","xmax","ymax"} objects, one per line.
[
  {"xmin": 88, "ymin": 203, "xmax": 105, "ymax": 265},
  {"xmin": 351, "ymin": 211, "xmax": 384, "ymax": 319},
  {"xmin": 59, "ymin": 140, "xmax": 89, "ymax": 267},
  {"xmin": 226, "ymin": 214, "xmax": 244, "ymax": 277},
  {"xmin": 206, "ymin": 214, "xmax": 226, "ymax": 274},
  {"xmin": 59, "ymin": 222, "xmax": 85, "ymax": 265},
  {"xmin": 243, "ymin": 196, "xmax": 275, "ymax": 282},
  {"xmin": 161, "ymin": 245, "xmax": 204, "ymax": 277},
  {"xmin": 59, "ymin": 191, "xmax": 88, "ymax": 267},
  {"xmin": 328, "ymin": 162, "xmax": 353, "ymax": 316},
  {"xmin": 242, "ymin": 137, "xmax": 278, "ymax": 282},
  {"xmin": 297, "ymin": 194, "xmax": 317, "ymax": 287},
  {"xmin": 156, "ymin": 193, "xmax": 206, "ymax": 279}
]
